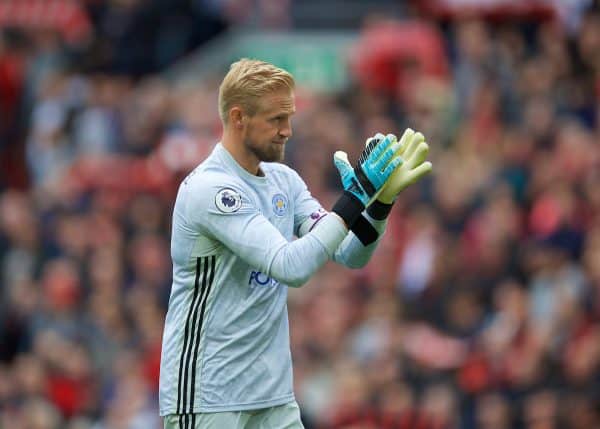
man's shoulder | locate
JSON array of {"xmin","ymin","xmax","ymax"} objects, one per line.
[
  {"xmin": 183, "ymin": 160, "xmax": 248, "ymax": 192},
  {"xmin": 178, "ymin": 165, "xmax": 253, "ymax": 217}
]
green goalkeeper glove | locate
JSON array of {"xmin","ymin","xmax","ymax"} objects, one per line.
[
  {"xmin": 330, "ymin": 134, "xmax": 402, "ymax": 227},
  {"xmin": 375, "ymin": 129, "xmax": 432, "ymax": 204},
  {"xmin": 333, "ymin": 134, "xmax": 402, "ymax": 207}
]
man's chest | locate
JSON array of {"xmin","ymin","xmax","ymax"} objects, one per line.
[{"xmin": 250, "ymin": 185, "xmax": 294, "ymax": 238}]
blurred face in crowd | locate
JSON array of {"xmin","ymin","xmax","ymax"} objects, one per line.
[{"xmin": 241, "ymin": 88, "xmax": 295, "ymax": 164}]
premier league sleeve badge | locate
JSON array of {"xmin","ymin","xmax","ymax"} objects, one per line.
[{"xmin": 215, "ymin": 188, "xmax": 243, "ymax": 213}]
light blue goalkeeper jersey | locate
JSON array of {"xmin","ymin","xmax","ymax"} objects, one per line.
[{"xmin": 159, "ymin": 143, "xmax": 386, "ymax": 415}]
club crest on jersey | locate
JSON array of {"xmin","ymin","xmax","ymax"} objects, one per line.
[
  {"xmin": 272, "ymin": 193, "xmax": 288, "ymax": 217},
  {"xmin": 215, "ymin": 188, "xmax": 242, "ymax": 213}
]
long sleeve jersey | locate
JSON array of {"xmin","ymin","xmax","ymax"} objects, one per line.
[{"xmin": 159, "ymin": 143, "xmax": 386, "ymax": 415}]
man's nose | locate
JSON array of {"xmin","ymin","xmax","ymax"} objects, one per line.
[{"xmin": 279, "ymin": 119, "xmax": 292, "ymax": 138}]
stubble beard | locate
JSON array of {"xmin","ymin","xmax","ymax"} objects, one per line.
[{"xmin": 245, "ymin": 138, "xmax": 285, "ymax": 163}]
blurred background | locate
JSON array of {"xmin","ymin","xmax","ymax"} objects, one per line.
[{"xmin": 1, "ymin": 0, "xmax": 600, "ymax": 428}]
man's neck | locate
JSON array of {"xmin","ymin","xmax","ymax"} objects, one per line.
[{"xmin": 221, "ymin": 130, "xmax": 261, "ymax": 175}]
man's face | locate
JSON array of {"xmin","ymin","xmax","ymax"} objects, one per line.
[{"xmin": 243, "ymin": 89, "xmax": 295, "ymax": 163}]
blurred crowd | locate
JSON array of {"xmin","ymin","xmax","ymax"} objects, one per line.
[{"xmin": 1, "ymin": 1, "xmax": 600, "ymax": 429}]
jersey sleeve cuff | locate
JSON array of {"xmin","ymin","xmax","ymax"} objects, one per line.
[{"xmin": 310, "ymin": 213, "xmax": 349, "ymax": 257}]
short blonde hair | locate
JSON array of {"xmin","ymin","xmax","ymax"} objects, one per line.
[{"xmin": 218, "ymin": 58, "xmax": 295, "ymax": 124}]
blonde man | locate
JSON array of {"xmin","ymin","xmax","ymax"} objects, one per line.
[{"xmin": 159, "ymin": 59, "xmax": 431, "ymax": 428}]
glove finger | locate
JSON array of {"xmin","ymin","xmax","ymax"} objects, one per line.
[
  {"xmin": 369, "ymin": 133, "xmax": 394, "ymax": 162},
  {"xmin": 397, "ymin": 128, "xmax": 415, "ymax": 155},
  {"xmin": 360, "ymin": 134, "xmax": 384, "ymax": 165},
  {"xmin": 404, "ymin": 161, "xmax": 432, "ymax": 185},
  {"xmin": 365, "ymin": 133, "xmax": 386, "ymax": 148},
  {"xmin": 373, "ymin": 142, "xmax": 396, "ymax": 171},
  {"xmin": 382, "ymin": 155, "xmax": 403, "ymax": 177},
  {"xmin": 402, "ymin": 132, "xmax": 425, "ymax": 161},
  {"xmin": 333, "ymin": 150, "xmax": 353, "ymax": 178},
  {"xmin": 382, "ymin": 134, "xmax": 398, "ymax": 158},
  {"xmin": 406, "ymin": 142, "xmax": 429, "ymax": 169},
  {"xmin": 378, "ymin": 139, "xmax": 404, "ymax": 173}
]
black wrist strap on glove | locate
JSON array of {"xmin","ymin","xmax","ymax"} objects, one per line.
[
  {"xmin": 333, "ymin": 195, "xmax": 394, "ymax": 246},
  {"xmin": 366, "ymin": 200, "xmax": 393, "ymax": 220},
  {"xmin": 331, "ymin": 191, "xmax": 364, "ymax": 228},
  {"xmin": 350, "ymin": 215, "xmax": 379, "ymax": 246},
  {"xmin": 350, "ymin": 200, "xmax": 394, "ymax": 246}
]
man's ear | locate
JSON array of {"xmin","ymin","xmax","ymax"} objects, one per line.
[{"xmin": 229, "ymin": 107, "xmax": 245, "ymax": 129}]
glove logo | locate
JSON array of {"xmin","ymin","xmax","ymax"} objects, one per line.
[
  {"xmin": 272, "ymin": 193, "xmax": 288, "ymax": 217},
  {"xmin": 347, "ymin": 178, "xmax": 364, "ymax": 196},
  {"xmin": 215, "ymin": 188, "xmax": 242, "ymax": 213}
]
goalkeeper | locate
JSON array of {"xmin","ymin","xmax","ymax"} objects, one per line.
[{"xmin": 159, "ymin": 58, "xmax": 431, "ymax": 429}]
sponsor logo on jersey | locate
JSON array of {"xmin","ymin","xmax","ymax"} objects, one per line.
[
  {"xmin": 272, "ymin": 193, "xmax": 288, "ymax": 217},
  {"xmin": 215, "ymin": 188, "xmax": 242, "ymax": 213},
  {"xmin": 249, "ymin": 271, "xmax": 281, "ymax": 288}
]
